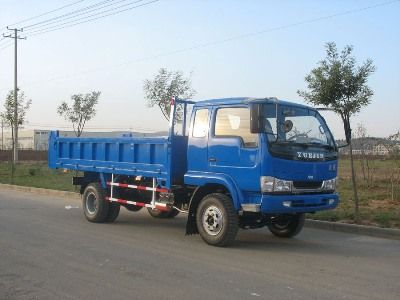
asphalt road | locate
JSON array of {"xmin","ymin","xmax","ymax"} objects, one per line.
[{"xmin": 1, "ymin": 188, "xmax": 399, "ymax": 300}]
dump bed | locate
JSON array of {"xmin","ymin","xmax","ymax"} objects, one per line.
[{"xmin": 48, "ymin": 131, "xmax": 188, "ymax": 188}]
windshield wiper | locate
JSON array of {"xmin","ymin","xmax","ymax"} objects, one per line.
[
  {"xmin": 298, "ymin": 142, "xmax": 335, "ymax": 150},
  {"xmin": 272, "ymin": 140, "xmax": 295, "ymax": 144}
]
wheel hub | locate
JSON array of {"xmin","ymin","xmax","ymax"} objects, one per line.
[
  {"xmin": 202, "ymin": 206, "xmax": 223, "ymax": 236},
  {"xmin": 86, "ymin": 192, "xmax": 98, "ymax": 215}
]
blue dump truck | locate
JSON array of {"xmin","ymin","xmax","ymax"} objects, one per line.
[{"xmin": 49, "ymin": 97, "xmax": 339, "ymax": 246}]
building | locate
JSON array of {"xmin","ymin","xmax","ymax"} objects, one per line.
[
  {"xmin": 1, "ymin": 129, "xmax": 169, "ymax": 150},
  {"xmin": 1, "ymin": 130, "xmax": 36, "ymax": 150},
  {"xmin": 372, "ymin": 144, "xmax": 390, "ymax": 156}
]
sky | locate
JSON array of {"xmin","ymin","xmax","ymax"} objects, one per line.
[{"xmin": 0, "ymin": 0, "xmax": 399, "ymax": 139}]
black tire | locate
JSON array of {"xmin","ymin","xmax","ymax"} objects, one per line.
[
  {"xmin": 167, "ymin": 209, "xmax": 180, "ymax": 218},
  {"xmin": 118, "ymin": 189, "xmax": 143, "ymax": 212},
  {"xmin": 147, "ymin": 207, "xmax": 180, "ymax": 218},
  {"xmin": 268, "ymin": 213, "xmax": 305, "ymax": 238},
  {"xmin": 125, "ymin": 204, "xmax": 143, "ymax": 212},
  {"xmin": 196, "ymin": 193, "xmax": 238, "ymax": 247},
  {"xmin": 106, "ymin": 203, "xmax": 120, "ymax": 222},
  {"xmin": 82, "ymin": 183, "xmax": 110, "ymax": 223}
]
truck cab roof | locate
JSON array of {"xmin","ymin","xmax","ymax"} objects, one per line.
[{"xmin": 192, "ymin": 97, "xmax": 312, "ymax": 110}]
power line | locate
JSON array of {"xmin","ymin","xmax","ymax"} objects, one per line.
[
  {"xmin": 0, "ymin": 36, "xmax": 12, "ymax": 47},
  {"xmin": 20, "ymin": 0, "xmax": 399, "ymax": 85},
  {"xmin": 0, "ymin": 36, "xmax": 12, "ymax": 46},
  {"xmin": 24, "ymin": 0, "xmax": 127, "ymax": 30},
  {"xmin": 1, "ymin": 0, "xmax": 87, "ymax": 30},
  {"xmin": 0, "ymin": 41, "xmax": 14, "ymax": 52},
  {"xmin": 162, "ymin": 0, "xmax": 400, "ymax": 56},
  {"xmin": 1, "ymin": 0, "xmax": 157, "ymax": 41},
  {"xmin": 26, "ymin": 0, "xmax": 158, "ymax": 37},
  {"xmin": 1, "ymin": 0, "xmax": 397, "ymax": 91},
  {"xmin": 25, "ymin": 0, "xmax": 144, "ymax": 34}
]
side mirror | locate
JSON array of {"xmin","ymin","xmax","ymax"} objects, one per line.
[{"xmin": 250, "ymin": 103, "xmax": 264, "ymax": 133}]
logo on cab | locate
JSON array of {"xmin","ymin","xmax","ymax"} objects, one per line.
[{"xmin": 297, "ymin": 152, "xmax": 325, "ymax": 160}]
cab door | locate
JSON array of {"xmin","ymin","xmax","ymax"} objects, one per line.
[{"xmin": 207, "ymin": 106, "xmax": 260, "ymax": 191}]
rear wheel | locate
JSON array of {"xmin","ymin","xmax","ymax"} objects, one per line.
[
  {"xmin": 118, "ymin": 189, "xmax": 143, "ymax": 212},
  {"xmin": 106, "ymin": 203, "xmax": 120, "ymax": 222},
  {"xmin": 268, "ymin": 213, "xmax": 305, "ymax": 238},
  {"xmin": 196, "ymin": 193, "xmax": 238, "ymax": 247},
  {"xmin": 82, "ymin": 183, "xmax": 109, "ymax": 223},
  {"xmin": 147, "ymin": 207, "xmax": 179, "ymax": 218}
]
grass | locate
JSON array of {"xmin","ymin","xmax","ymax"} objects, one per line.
[
  {"xmin": 0, "ymin": 161, "xmax": 75, "ymax": 192},
  {"xmin": 308, "ymin": 158, "xmax": 400, "ymax": 229},
  {"xmin": 0, "ymin": 158, "xmax": 399, "ymax": 228}
]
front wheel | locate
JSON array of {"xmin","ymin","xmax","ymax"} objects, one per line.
[
  {"xmin": 267, "ymin": 213, "xmax": 305, "ymax": 238},
  {"xmin": 196, "ymin": 193, "xmax": 238, "ymax": 247}
]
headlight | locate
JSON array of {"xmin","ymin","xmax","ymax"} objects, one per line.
[
  {"xmin": 322, "ymin": 178, "xmax": 336, "ymax": 191},
  {"xmin": 260, "ymin": 176, "xmax": 275, "ymax": 193},
  {"xmin": 260, "ymin": 176, "xmax": 292, "ymax": 193},
  {"xmin": 274, "ymin": 179, "xmax": 292, "ymax": 192}
]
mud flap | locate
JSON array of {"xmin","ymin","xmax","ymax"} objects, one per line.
[{"xmin": 185, "ymin": 209, "xmax": 198, "ymax": 235}]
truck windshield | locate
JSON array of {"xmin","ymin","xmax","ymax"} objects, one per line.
[{"xmin": 262, "ymin": 103, "xmax": 335, "ymax": 149}]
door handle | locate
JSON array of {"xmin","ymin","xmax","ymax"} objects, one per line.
[{"xmin": 209, "ymin": 157, "xmax": 216, "ymax": 162}]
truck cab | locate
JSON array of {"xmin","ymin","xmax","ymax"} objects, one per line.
[{"xmin": 182, "ymin": 97, "xmax": 338, "ymax": 243}]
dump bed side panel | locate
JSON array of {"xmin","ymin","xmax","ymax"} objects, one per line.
[{"xmin": 48, "ymin": 131, "xmax": 173, "ymax": 187}]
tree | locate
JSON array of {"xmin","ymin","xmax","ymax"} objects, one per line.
[
  {"xmin": 57, "ymin": 91, "xmax": 101, "ymax": 137},
  {"xmin": 387, "ymin": 130, "xmax": 400, "ymax": 157},
  {"xmin": 1, "ymin": 88, "xmax": 32, "ymax": 151},
  {"xmin": 356, "ymin": 123, "xmax": 370, "ymax": 185},
  {"xmin": 143, "ymin": 68, "xmax": 196, "ymax": 121},
  {"xmin": 385, "ymin": 130, "xmax": 400, "ymax": 201},
  {"xmin": 298, "ymin": 42, "xmax": 376, "ymax": 221},
  {"xmin": 0, "ymin": 114, "xmax": 9, "ymax": 150}
]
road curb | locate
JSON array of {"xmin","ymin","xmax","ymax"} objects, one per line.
[
  {"xmin": 0, "ymin": 183, "xmax": 80, "ymax": 199},
  {"xmin": 1, "ymin": 183, "xmax": 399, "ymax": 240},
  {"xmin": 305, "ymin": 219, "xmax": 400, "ymax": 240}
]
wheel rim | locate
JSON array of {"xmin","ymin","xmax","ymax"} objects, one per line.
[
  {"xmin": 86, "ymin": 192, "xmax": 98, "ymax": 215},
  {"xmin": 202, "ymin": 205, "xmax": 224, "ymax": 236}
]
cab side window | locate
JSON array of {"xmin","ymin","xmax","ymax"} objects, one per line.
[
  {"xmin": 192, "ymin": 109, "xmax": 209, "ymax": 138},
  {"xmin": 215, "ymin": 107, "xmax": 258, "ymax": 147}
]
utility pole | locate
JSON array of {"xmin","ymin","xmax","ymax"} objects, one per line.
[{"xmin": 3, "ymin": 27, "xmax": 26, "ymax": 163}]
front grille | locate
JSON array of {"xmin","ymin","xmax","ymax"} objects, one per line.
[{"xmin": 292, "ymin": 181, "xmax": 323, "ymax": 190}]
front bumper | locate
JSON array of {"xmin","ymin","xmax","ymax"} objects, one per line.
[
  {"xmin": 241, "ymin": 193, "xmax": 339, "ymax": 214},
  {"xmin": 261, "ymin": 193, "xmax": 339, "ymax": 213}
]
